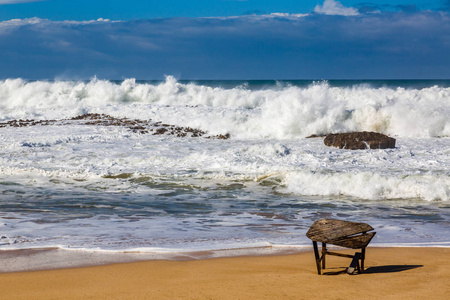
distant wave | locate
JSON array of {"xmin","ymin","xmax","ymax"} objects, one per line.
[{"xmin": 1, "ymin": 76, "xmax": 449, "ymax": 138}]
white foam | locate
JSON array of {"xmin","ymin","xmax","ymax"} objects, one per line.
[
  {"xmin": 1, "ymin": 78, "xmax": 449, "ymax": 138},
  {"xmin": 0, "ymin": 124, "xmax": 449, "ymax": 201},
  {"xmin": 282, "ymin": 171, "xmax": 450, "ymax": 201}
]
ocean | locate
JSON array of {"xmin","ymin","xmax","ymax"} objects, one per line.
[{"xmin": 0, "ymin": 77, "xmax": 449, "ymax": 257}]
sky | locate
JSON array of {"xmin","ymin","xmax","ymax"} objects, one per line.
[
  {"xmin": 0, "ymin": 0, "xmax": 447, "ymax": 20},
  {"xmin": 1, "ymin": 0, "xmax": 449, "ymax": 79}
]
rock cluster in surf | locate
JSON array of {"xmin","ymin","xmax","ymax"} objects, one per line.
[
  {"xmin": 323, "ymin": 131, "xmax": 396, "ymax": 150},
  {"xmin": 0, "ymin": 113, "xmax": 230, "ymax": 139}
]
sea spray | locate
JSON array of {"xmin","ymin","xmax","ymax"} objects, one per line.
[{"xmin": 1, "ymin": 77, "xmax": 449, "ymax": 138}]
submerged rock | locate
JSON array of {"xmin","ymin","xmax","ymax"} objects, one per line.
[{"xmin": 324, "ymin": 131, "xmax": 396, "ymax": 150}]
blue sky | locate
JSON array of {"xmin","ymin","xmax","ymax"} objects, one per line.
[
  {"xmin": 1, "ymin": 0, "xmax": 449, "ymax": 79},
  {"xmin": 0, "ymin": 0, "xmax": 446, "ymax": 20}
]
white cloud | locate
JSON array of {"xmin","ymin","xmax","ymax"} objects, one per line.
[
  {"xmin": 265, "ymin": 13, "xmax": 309, "ymax": 19},
  {"xmin": 0, "ymin": 17, "xmax": 116, "ymax": 27},
  {"xmin": 0, "ymin": 0, "xmax": 44, "ymax": 4},
  {"xmin": 60, "ymin": 18, "xmax": 119, "ymax": 25},
  {"xmin": 0, "ymin": 17, "xmax": 43, "ymax": 34},
  {"xmin": 205, "ymin": 12, "xmax": 308, "ymax": 21},
  {"xmin": 0, "ymin": 17, "xmax": 120, "ymax": 36},
  {"xmin": 314, "ymin": 0, "xmax": 359, "ymax": 16},
  {"xmin": 0, "ymin": 17, "xmax": 42, "ymax": 25}
]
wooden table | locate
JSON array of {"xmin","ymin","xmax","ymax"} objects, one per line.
[{"xmin": 306, "ymin": 219, "xmax": 376, "ymax": 275}]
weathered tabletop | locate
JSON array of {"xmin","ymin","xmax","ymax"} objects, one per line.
[{"xmin": 306, "ymin": 218, "xmax": 376, "ymax": 249}]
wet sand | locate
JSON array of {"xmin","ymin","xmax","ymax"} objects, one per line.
[{"xmin": 0, "ymin": 247, "xmax": 448, "ymax": 299}]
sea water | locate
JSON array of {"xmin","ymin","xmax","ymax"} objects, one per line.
[{"xmin": 0, "ymin": 77, "xmax": 449, "ymax": 256}]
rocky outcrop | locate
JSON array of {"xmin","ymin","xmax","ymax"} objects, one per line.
[
  {"xmin": 0, "ymin": 113, "xmax": 230, "ymax": 139},
  {"xmin": 324, "ymin": 131, "xmax": 395, "ymax": 150}
]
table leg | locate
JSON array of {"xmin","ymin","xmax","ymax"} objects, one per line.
[
  {"xmin": 321, "ymin": 242, "xmax": 327, "ymax": 269},
  {"xmin": 361, "ymin": 247, "xmax": 366, "ymax": 272},
  {"xmin": 312, "ymin": 241, "xmax": 321, "ymax": 275}
]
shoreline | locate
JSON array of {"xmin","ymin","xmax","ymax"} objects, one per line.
[
  {"xmin": 1, "ymin": 244, "xmax": 450, "ymax": 273},
  {"xmin": 2, "ymin": 243, "xmax": 450, "ymax": 273},
  {"xmin": 0, "ymin": 245, "xmax": 309, "ymax": 273},
  {"xmin": 0, "ymin": 247, "xmax": 448, "ymax": 299}
]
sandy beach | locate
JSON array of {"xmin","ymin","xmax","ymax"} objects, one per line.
[{"xmin": 0, "ymin": 247, "xmax": 448, "ymax": 299}]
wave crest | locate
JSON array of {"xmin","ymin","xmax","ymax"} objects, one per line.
[
  {"xmin": 1, "ymin": 77, "xmax": 449, "ymax": 138},
  {"xmin": 282, "ymin": 171, "xmax": 450, "ymax": 201}
]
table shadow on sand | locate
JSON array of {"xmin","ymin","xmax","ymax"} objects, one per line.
[{"xmin": 322, "ymin": 265, "xmax": 423, "ymax": 275}]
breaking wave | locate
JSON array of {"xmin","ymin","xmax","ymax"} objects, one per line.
[
  {"xmin": 0, "ymin": 76, "xmax": 449, "ymax": 138},
  {"xmin": 282, "ymin": 171, "xmax": 450, "ymax": 201}
]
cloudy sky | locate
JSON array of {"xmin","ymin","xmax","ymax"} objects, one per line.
[{"xmin": 1, "ymin": 0, "xmax": 449, "ymax": 79}]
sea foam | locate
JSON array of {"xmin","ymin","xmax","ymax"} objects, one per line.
[{"xmin": 1, "ymin": 77, "xmax": 449, "ymax": 138}]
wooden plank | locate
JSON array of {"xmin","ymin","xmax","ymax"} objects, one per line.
[
  {"xmin": 306, "ymin": 219, "xmax": 374, "ymax": 243},
  {"xmin": 330, "ymin": 232, "xmax": 376, "ymax": 249},
  {"xmin": 326, "ymin": 251, "xmax": 355, "ymax": 259}
]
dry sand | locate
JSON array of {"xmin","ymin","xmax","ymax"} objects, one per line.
[{"xmin": 0, "ymin": 247, "xmax": 449, "ymax": 299}]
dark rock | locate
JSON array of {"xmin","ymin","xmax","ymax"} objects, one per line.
[
  {"xmin": 324, "ymin": 131, "xmax": 396, "ymax": 150},
  {"xmin": 306, "ymin": 134, "xmax": 326, "ymax": 138},
  {"xmin": 154, "ymin": 128, "xmax": 168, "ymax": 135},
  {"xmin": 1, "ymin": 113, "xmax": 230, "ymax": 140},
  {"xmin": 217, "ymin": 133, "xmax": 230, "ymax": 140}
]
